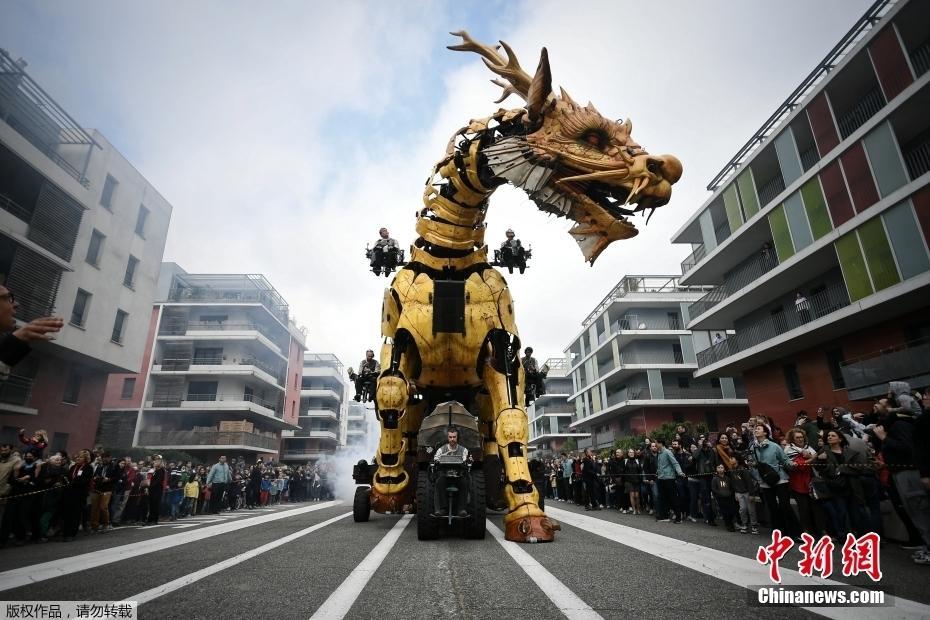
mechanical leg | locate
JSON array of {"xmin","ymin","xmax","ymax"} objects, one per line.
[
  {"xmin": 482, "ymin": 330, "xmax": 560, "ymax": 542},
  {"xmin": 371, "ymin": 331, "xmax": 422, "ymax": 514}
]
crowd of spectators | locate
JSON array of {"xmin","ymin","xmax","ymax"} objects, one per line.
[
  {"xmin": 0, "ymin": 440, "xmax": 338, "ymax": 546},
  {"xmin": 536, "ymin": 381, "xmax": 929, "ymax": 566}
]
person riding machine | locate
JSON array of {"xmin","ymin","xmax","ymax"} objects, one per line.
[
  {"xmin": 521, "ymin": 347, "xmax": 548, "ymax": 404},
  {"xmin": 367, "ymin": 227, "xmax": 405, "ymax": 277},
  {"xmin": 493, "ymin": 229, "xmax": 531, "ymax": 274},
  {"xmin": 348, "ymin": 349, "xmax": 379, "ymax": 402}
]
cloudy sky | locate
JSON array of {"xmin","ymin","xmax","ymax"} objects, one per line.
[{"xmin": 3, "ymin": 0, "xmax": 874, "ymax": 370}]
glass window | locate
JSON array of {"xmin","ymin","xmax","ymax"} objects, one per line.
[
  {"xmin": 111, "ymin": 309, "xmax": 128, "ymax": 343},
  {"xmin": 774, "ymin": 130, "xmax": 804, "ymax": 186},
  {"xmin": 862, "ymin": 122, "xmax": 908, "ymax": 198},
  {"xmin": 135, "ymin": 205, "xmax": 149, "ymax": 237},
  {"xmin": 124, "ymin": 255, "xmax": 139, "ymax": 289},
  {"xmin": 784, "ymin": 191, "xmax": 814, "ymax": 251},
  {"xmin": 85, "ymin": 230, "xmax": 105, "ymax": 267},
  {"xmin": 882, "ymin": 200, "xmax": 930, "ymax": 279},
  {"xmin": 782, "ymin": 363, "xmax": 803, "ymax": 400},
  {"xmin": 70, "ymin": 289, "xmax": 91, "ymax": 327},
  {"xmin": 858, "ymin": 217, "xmax": 900, "ymax": 291},
  {"xmin": 736, "ymin": 169, "xmax": 760, "ymax": 219},
  {"xmin": 769, "ymin": 204, "xmax": 794, "ymax": 262},
  {"xmin": 835, "ymin": 232, "xmax": 874, "ymax": 302},
  {"xmin": 800, "ymin": 177, "xmax": 832, "ymax": 240},
  {"xmin": 121, "ymin": 377, "xmax": 136, "ymax": 399},
  {"xmin": 63, "ymin": 370, "xmax": 81, "ymax": 404},
  {"xmin": 100, "ymin": 174, "xmax": 118, "ymax": 210},
  {"xmin": 723, "ymin": 184, "xmax": 743, "ymax": 233}
]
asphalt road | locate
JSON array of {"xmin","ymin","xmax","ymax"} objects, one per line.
[{"xmin": 1, "ymin": 500, "xmax": 928, "ymax": 620}]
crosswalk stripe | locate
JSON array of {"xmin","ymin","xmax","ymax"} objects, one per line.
[
  {"xmin": 487, "ymin": 520, "xmax": 603, "ymax": 620},
  {"xmin": 0, "ymin": 500, "xmax": 341, "ymax": 592},
  {"xmin": 309, "ymin": 515, "xmax": 413, "ymax": 619},
  {"xmin": 546, "ymin": 506, "xmax": 930, "ymax": 620},
  {"xmin": 131, "ymin": 512, "xmax": 352, "ymax": 604}
]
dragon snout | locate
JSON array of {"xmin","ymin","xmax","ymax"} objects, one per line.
[{"xmin": 655, "ymin": 154, "xmax": 683, "ymax": 185}]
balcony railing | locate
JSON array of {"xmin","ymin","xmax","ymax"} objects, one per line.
[
  {"xmin": 149, "ymin": 392, "xmax": 282, "ymax": 415},
  {"xmin": 291, "ymin": 429, "xmax": 338, "ymax": 441},
  {"xmin": 840, "ymin": 337, "xmax": 930, "ymax": 396},
  {"xmin": 837, "ymin": 88, "xmax": 886, "ymax": 140},
  {"xmin": 662, "ymin": 387, "xmax": 725, "ymax": 400},
  {"xmin": 903, "ymin": 134, "xmax": 930, "ymax": 181},
  {"xmin": 159, "ymin": 320, "xmax": 282, "ymax": 343},
  {"xmin": 689, "ymin": 249, "xmax": 779, "ymax": 320},
  {"xmin": 138, "ymin": 430, "xmax": 279, "ymax": 450},
  {"xmin": 696, "ymin": 283, "xmax": 850, "ymax": 368},
  {"xmin": 158, "ymin": 357, "xmax": 285, "ymax": 385},
  {"xmin": 799, "ymin": 146, "xmax": 819, "ymax": 171},
  {"xmin": 911, "ymin": 37, "xmax": 930, "ymax": 78},
  {"xmin": 756, "ymin": 172, "xmax": 786, "ymax": 208},
  {"xmin": 280, "ymin": 449, "xmax": 333, "ymax": 459},
  {"xmin": 611, "ymin": 317, "xmax": 684, "ymax": 331},
  {"xmin": 681, "ymin": 244, "xmax": 706, "ymax": 275},
  {"xmin": 0, "ymin": 374, "xmax": 35, "ymax": 407},
  {"xmin": 619, "ymin": 352, "xmax": 688, "ymax": 365},
  {"xmin": 714, "ymin": 220, "xmax": 731, "ymax": 245},
  {"xmin": 166, "ymin": 286, "xmax": 288, "ymax": 324},
  {"xmin": 0, "ymin": 193, "xmax": 33, "ymax": 222}
]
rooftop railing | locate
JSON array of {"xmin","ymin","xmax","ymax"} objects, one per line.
[
  {"xmin": 840, "ymin": 337, "xmax": 930, "ymax": 393},
  {"xmin": 696, "ymin": 283, "xmax": 850, "ymax": 368},
  {"xmin": 584, "ymin": 275, "xmax": 713, "ymax": 327}
]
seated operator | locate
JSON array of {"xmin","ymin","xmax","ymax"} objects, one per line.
[
  {"xmin": 433, "ymin": 426, "xmax": 469, "ymax": 516},
  {"xmin": 499, "ymin": 229, "xmax": 527, "ymax": 273},
  {"xmin": 370, "ymin": 227, "xmax": 400, "ymax": 275},
  {"xmin": 521, "ymin": 346, "xmax": 545, "ymax": 400},
  {"xmin": 348, "ymin": 349, "xmax": 380, "ymax": 402}
]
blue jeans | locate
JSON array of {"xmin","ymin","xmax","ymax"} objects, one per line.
[{"xmin": 168, "ymin": 489, "xmax": 183, "ymax": 519}]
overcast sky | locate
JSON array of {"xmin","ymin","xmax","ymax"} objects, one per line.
[{"xmin": 2, "ymin": 0, "xmax": 874, "ymax": 370}]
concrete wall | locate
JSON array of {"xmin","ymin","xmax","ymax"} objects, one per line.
[{"xmin": 101, "ymin": 306, "xmax": 160, "ymax": 408}]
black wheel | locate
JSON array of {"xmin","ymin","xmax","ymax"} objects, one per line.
[
  {"xmin": 416, "ymin": 471, "xmax": 439, "ymax": 540},
  {"xmin": 353, "ymin": 486, "xmax": 371, "ymax": 522},
  {"xmin": 463, "ymin": 469, "xmax": 486, "ymax": 539}
]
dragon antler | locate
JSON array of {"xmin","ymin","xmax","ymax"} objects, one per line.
[{"xmin": 448, "ymin": 31, "xmax": 532, "ymax": 102}]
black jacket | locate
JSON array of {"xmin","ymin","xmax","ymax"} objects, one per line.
[{"xmin": 0, "ymin": 333, "xmax": 30, "ymax": 371}]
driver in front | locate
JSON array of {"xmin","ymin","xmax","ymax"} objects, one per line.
[{"xmin": 433, "ymin": 427, "xmax": 469, "ymax": 516}]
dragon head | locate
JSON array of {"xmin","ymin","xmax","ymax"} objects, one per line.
[{"xmin": 449, "ymin": 32, "xmax": 682, "ymax": 264}]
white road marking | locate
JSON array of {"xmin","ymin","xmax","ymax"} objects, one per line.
[
  {"xmin": 132, "ymin": 512, "xmax": 352, "ymax": 604},
  {"xmin": 0, "ymin": 500, "xmax": 341, "ymax": 591},
  {"xmin": 170, "ymin": 524, "xmax": 199, "ymax": 529},
  {"xmin": 487, "ymin": 520, "xmax": 604, "ymax": 620},
  {"xmin": 309, "ymin": 515, "xmax": 413, "ymax": 619},
  {"xmin": 546, "ymin": 506, "xmax": 930, "ymax": 620}
]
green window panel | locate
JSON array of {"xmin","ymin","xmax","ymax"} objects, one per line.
[
  {"xmin": 784, "ymin": 191, "xmax": 814, "ymax": 251},
  {"xmin": 768, "ymin": 204, "xmax": 794, "ymax": 262},
  {"xmin": 882, "ymin": 200, "xmax": 930, "ymax": 279},
  {"xmin": 801, "ymin": 176, "xmax": 832, "ymax": 240},
  {"xmin": 835, "ymin": 232, "xmax": 873, "ymax": 302},
  {"xmin": 863, "ymin": 122, "xmax": 908, "ymax": 198},
  {"xmin": 859, "ymin": 217, "xmax": 900, "ymax": 291},
  {"xmin": 723, "ymin": 184, "xmax": 743, "ymax": 233},
  {"xmin": 737, "ymin": 169, "xmax": 760, "ymax": 218}
]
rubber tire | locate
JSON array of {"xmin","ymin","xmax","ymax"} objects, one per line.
[
  {"xmin": 463, "ymin": 469, "xmax": 486, "ymax": 539},
  {"xmin": 353, "ymin": 486, "xmax": 371, "ymax": 522},
  {"xmin": 416, "ymin": 471, "xmax": 439, "ymax": 540}
]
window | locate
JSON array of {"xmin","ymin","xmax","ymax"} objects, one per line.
[
  {"xmin": 100, "ymin": 174, "xmax": 118, "ymax": 210},
  {"xmin": 677, "ymin": 376, "xmax": 690, "ymax": 389},
  {"xmin": 783, "ymin": 363, "xmax": 804, "ymax": 400},
  {"xmin": 825, "ymin": 348, "xmax": 846, "ymax": 390},
  {"xmin": 187, "ymin": 381, "xmax": 218, "ymax": 400},
  {"xmin": 111, "ymin": 309, "xmax": 128, "ymax": 344},
  {"xmin": 667, "ymin": 312, "xmax": 681, "ymax": 330},
  {"xmin": 672, "ymin": 343, "xmax": 683, "ymax": 364},
  {"xmin": 193, "ymin": 347, "xmax": 222, "ymax": 363},
  {"xmin": 710, "ymin": 377, "xmax": 721, "ymax": 388},
  {"xmin": 85, "ymin": 230, "xmax": 105, "ymax": 267},
  {"xmin": 63, "ymin": 370, "xmax": 82, "ymax": 404},
  {"xmin": 121, "ymin": 377, "xmax": 136, "ymax": 399},
  {"xmin": 51, "ymin": 432, "xmax": 69, "ymax": 453},
  {"xmin": 70, "ymin": 289, "xmax": 91, "ymax": 327},
  {"xmin": 124, "ymin": 255, "xmax": 139, "ymax": 289},
  {"xmin": 135, "ymin": 205, "xmax": 149, "ymax": 237}
]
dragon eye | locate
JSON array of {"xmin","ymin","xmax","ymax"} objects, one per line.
[{"xmin": 581, "ymin": 130, "xmax": 607, "ymax": 150}]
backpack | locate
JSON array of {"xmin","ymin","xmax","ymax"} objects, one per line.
[{"xmin": 753, "ymin": 446, "xmax": 782, "ymax": 487}]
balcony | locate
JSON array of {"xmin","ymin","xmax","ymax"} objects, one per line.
[
  {"xmin": 910, "ymin": 37, "xmax": 930, "ymax": 78},
  {"xmin": 300, "ymin": 408, "xmax": 339, "ymax": 421},
  {"xmin": 696, "ymin": 283, "xmax": 850, "ymax": 368},
  {"xmin": 837, "ymin": 87, "xmax": 886, "ymax": 140},
  {"xmin": 156, "ymin": 357, "xmax": 285, "ymax": 387},
  {"xmin": 166, "ymin": 278, "xmax": 289, "ymax": 325},
  {"xmin": 0, "ymin": 374, "xmax": 35, "ymax": 407},
  {"xmin": 158, "ymin": 320, "xmax": 286, "ymax": 356},
  {"xmin": 756, "ymin": 172, "xmax": 786, "ymax": 208},
  {"xmin": 137, "ymin": 430, "xmax": 279, "ymax": 451},
  {"xmin": 903, "ymin": 133, "xmax": 930, "ymax": 181},
  {"xmin": 147, "ymin": 392, "xmax": 286, "ymax": 426},
  {"xmin": 681, "ymin": 244, "xmax": 706, "ymax": 275},
  {"xmin": 689, "ymin": 250, "xmax": 779, "ymax": 320},
  {"xmin": 841, "ymin": 338, "xmax": 930, "ymax": 400},
  {"xmin": 661, "ymin": 386, "xmax": 726, "ymax": 400},
  {"xmin": 288, "ymin": 429, "xmax": 338, "ymax": 441},
  {"xmin": 300, "ymin": 388, "xmax": 342, "ymax": 401},
  {"xmin": 280, "ymin": 449, "xmax": 334, "ymax": 460},
  {"xmin": 582, "ymin": 275, "xmax": 711, "ymax": 328}
]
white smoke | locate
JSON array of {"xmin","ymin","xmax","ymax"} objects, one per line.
[{"xmin": 316, "ymin": 403, "xmax": 381, "ymax": 500}]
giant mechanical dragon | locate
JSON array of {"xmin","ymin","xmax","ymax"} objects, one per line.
[{"xmin": 369, "ymin": 32, "xmax": 682, "ymax": 542}]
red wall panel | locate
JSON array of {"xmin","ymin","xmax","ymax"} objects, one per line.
[
  {"xmin": 869, "ymin": 26, "xmax": 914, "ymax": 102},
  {"xmin": 819, "ymin": 160, "xmax": 855, "ymax": 227},
  {"xmin": 807, "ymin": 93, "xmax": 840, "ymax": 157},
  {"xmin": 911, "ymin": 185, "xmax": 930, "ymax": 253},
  {"xmin": 840, "ymin": 142, "xmax": 880, "ymax": 213}
]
